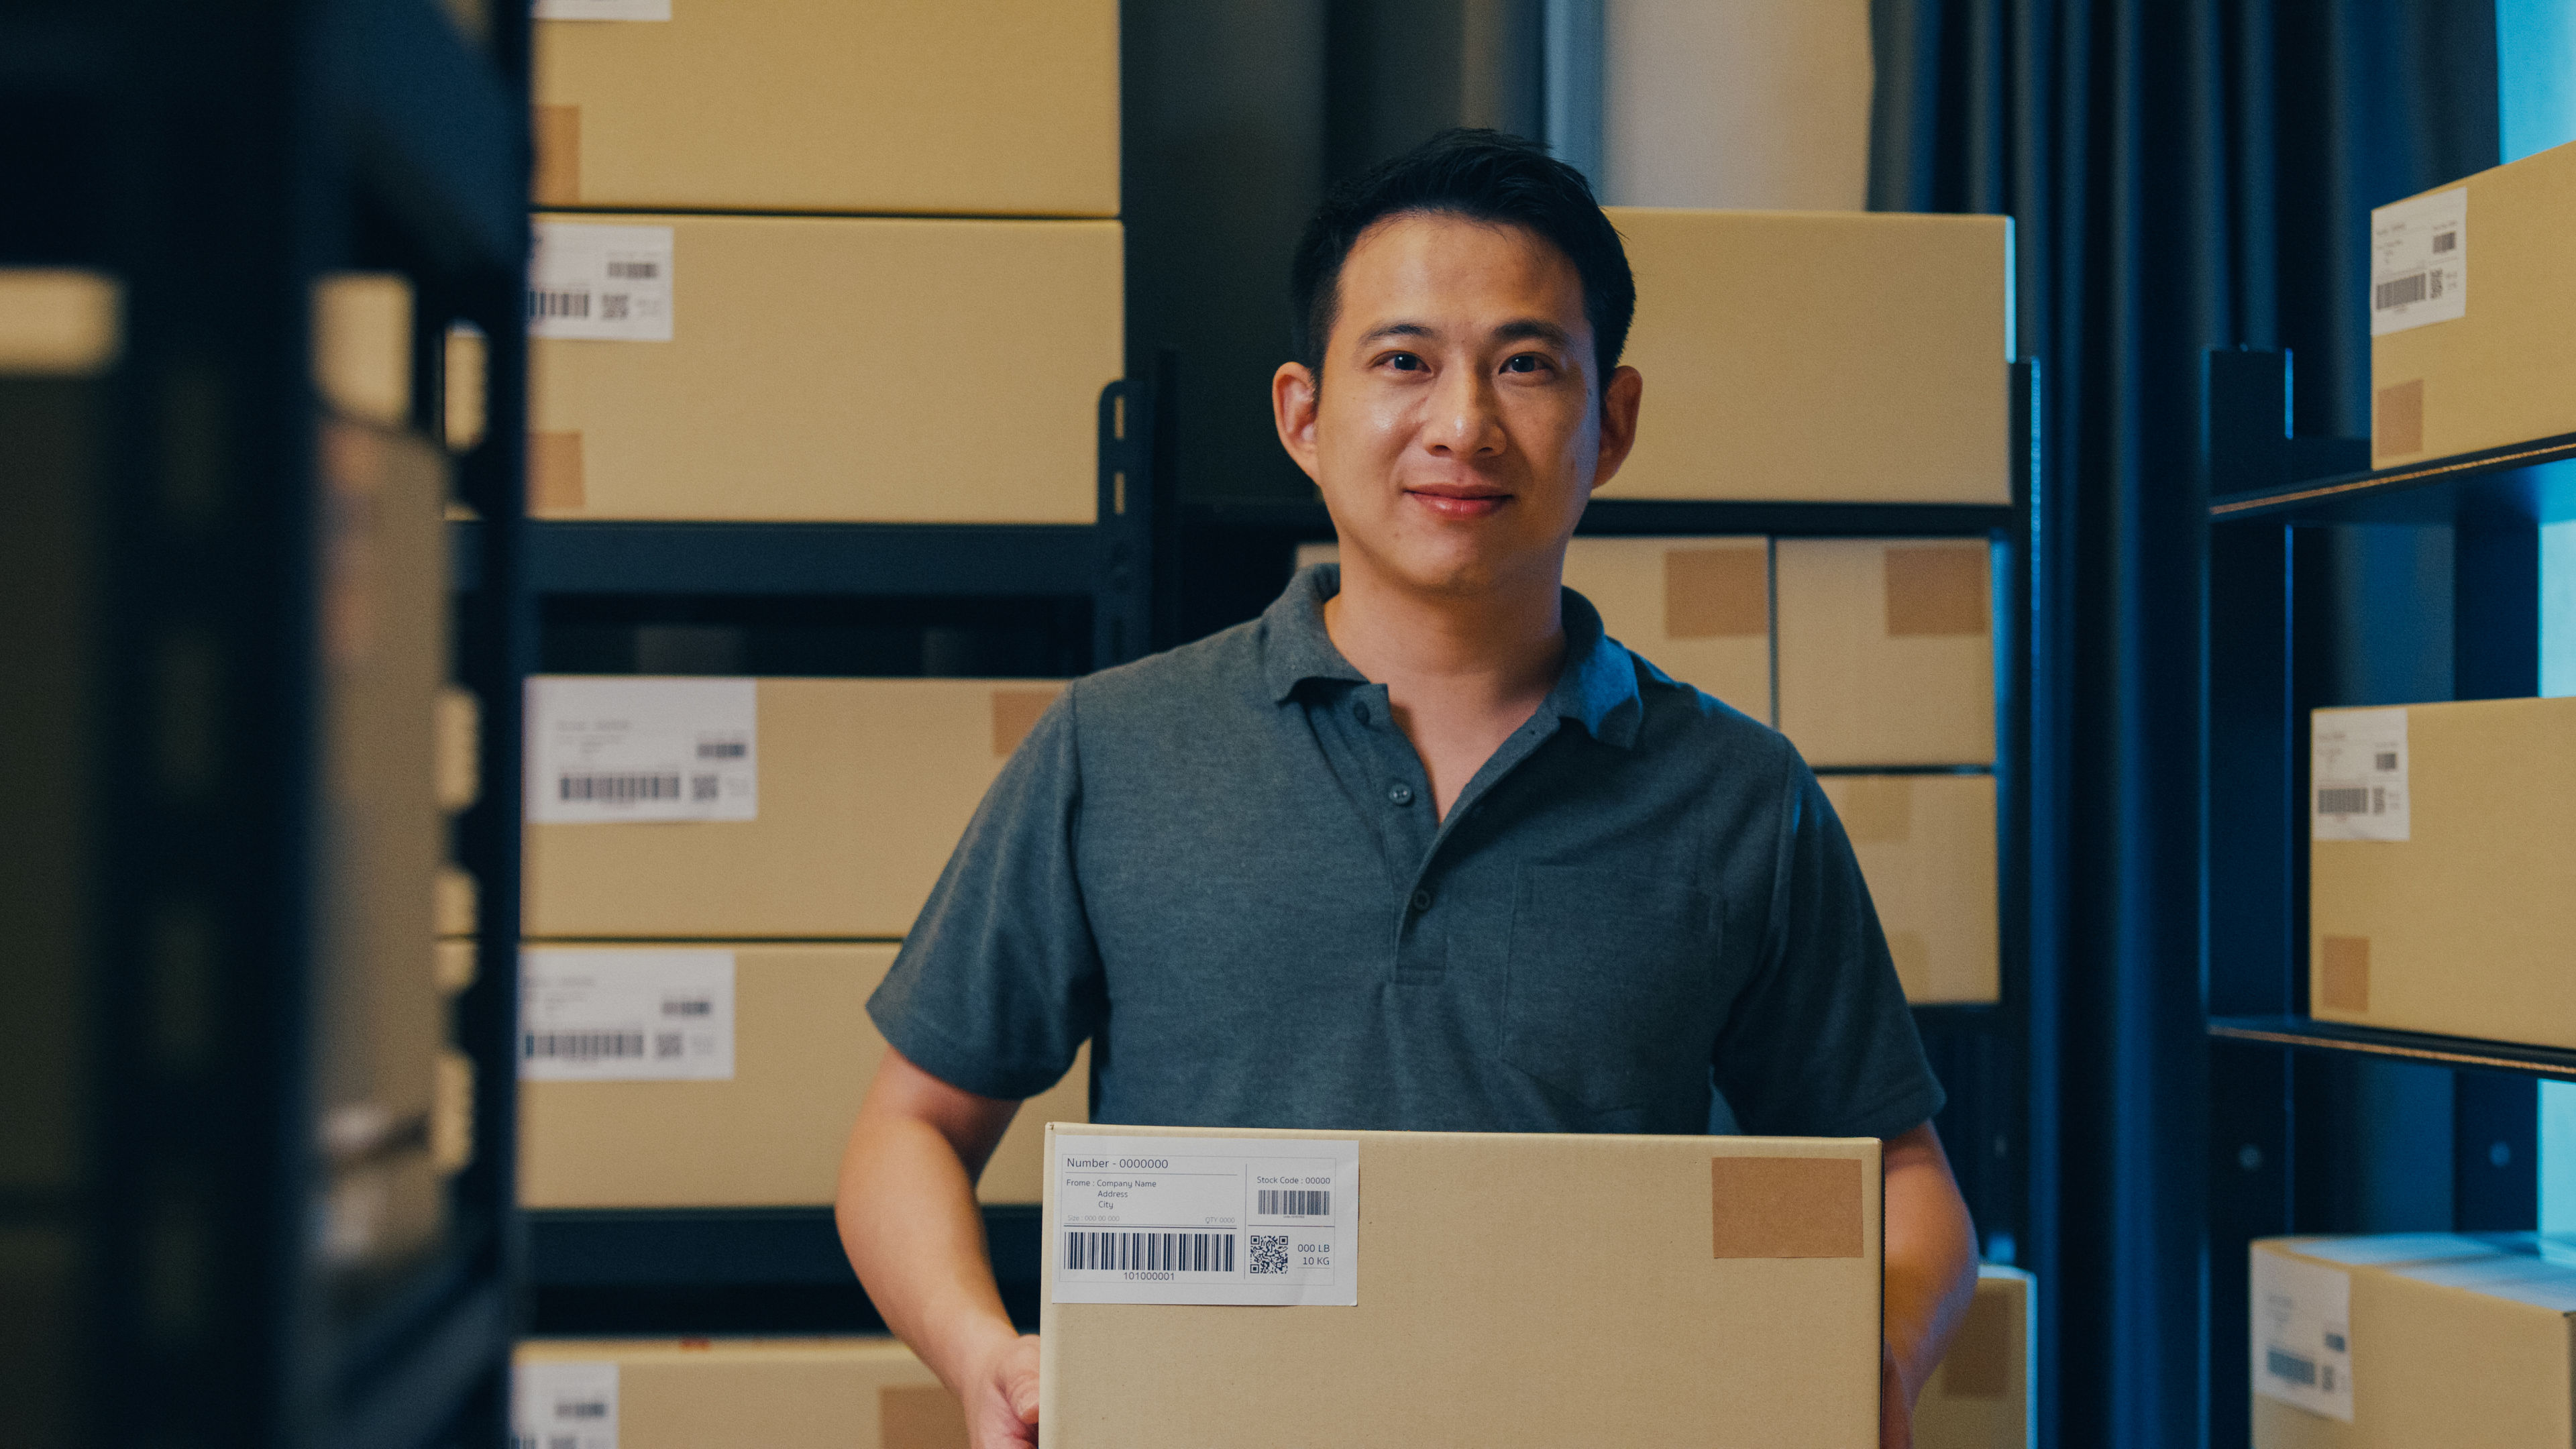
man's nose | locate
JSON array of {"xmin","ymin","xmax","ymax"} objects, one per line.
[{"xmin": 1423, "ymin": 364, "xmax": 1505, "ymax": 458}]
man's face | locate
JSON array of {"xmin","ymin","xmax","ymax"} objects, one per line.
[{"xmin": 1273, "ymin": 211, "xmax": 1641, "ymax": 599}]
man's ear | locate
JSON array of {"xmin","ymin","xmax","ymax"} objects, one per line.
[
  {"xmin": 1273, "ymin": 362, "xmax": 1324, "ymax": 484},
  {"xmin": 1589, "ymin": 364, "xmax": 1644, "ymax": 491}
]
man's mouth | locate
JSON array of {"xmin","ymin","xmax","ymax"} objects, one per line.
[{"xmin": 1403, "ymin": 484, "xmax": 1511, "ymax": 520}]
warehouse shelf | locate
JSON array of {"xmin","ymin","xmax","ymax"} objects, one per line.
[
  {"xmin": 2207, "ymin": 425, "xmax": 2576, "ymax": 526},
  {"xmin": 2210, "ymin": 1016, "xmax": 2576, "ymax": 1083},
  {"xmin": 527, "ymin": 1205, "xmax": 1041, "ymax": 1293},
  {"xmin": 327, "ymin": 0, "xmax": 523, "ymax": 274},
  {"xmin": 329, "ymin": 1280, "xmax": 513, "ymax": 1449}
]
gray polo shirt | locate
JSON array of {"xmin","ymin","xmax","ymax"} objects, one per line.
[{"xmin": 869, "ymin": 564, "xmax": 1943, "ymax": 1139}]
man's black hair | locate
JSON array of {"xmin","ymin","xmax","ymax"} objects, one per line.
[{"xmin": 1287, "ymin": 127, "xmax": 1635, "ymax": 388}]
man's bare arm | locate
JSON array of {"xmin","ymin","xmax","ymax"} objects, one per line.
[
  {"xmin": 1878, "ymin": 1120, "xmax": 1979, "ymax": 1446},
  {"xmin": 836, "ymin": 1049, "xmax": 1039, "ymax": 1449}
]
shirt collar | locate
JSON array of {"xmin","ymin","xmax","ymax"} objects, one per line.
[{"xmin": 1257, "ymin": 562, "xmax": 1645, "ymax": 749}]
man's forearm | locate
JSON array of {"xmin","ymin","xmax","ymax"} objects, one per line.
[
  {"xmin": 835, "ymin": 1091, "xmax": 1021, "ymax": 1395},
  {"xmin": 1882, "ymin": 1122, "xmax": 1980, "ymax": 1398}
]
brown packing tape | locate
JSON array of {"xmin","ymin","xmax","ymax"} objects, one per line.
[
  {"xmin": 1884, "ymin": 545, "xmax": 1990, "ymax": 638},
  {"xmin": 1662, "ymin": 547, "xmax": 1768, "ymax": 639},
  {"xmin": 881, "ymin": 1383, "xmax": 973, "ymax": 1449},
  {"xmin": 1937, "ymin": 1284, "xmax": 2016, "ymax": 1397},
  {"xmin": 2321, "ymin": 935, "xmax": 2371, "ymax": 1012},
  {"xmin": 532, "ymin": 105, "xmax": 580, "ymax": 206},
  {"xmin": 529, "ymin": 431, "xmax": 586, "ymax": 514},
  {"xmin": 2376, "ymin": 378, "xmax": 2425, "ymax": 457},
  {"xmin": 990, "ymin": 688, "xmax": 1059, "ymax": 758},
  {"xmin": 1711, "ymin": 1157, "xmax": 1864, "ymax": 1258},
  {"xmin": 1833, "ymin": 775, "xmax": 1915, "ymax": 843}
]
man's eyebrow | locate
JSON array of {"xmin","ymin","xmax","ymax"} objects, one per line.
[
  {"xmin": 1356, "ymin": 321, "xmax": 1435, "ymax": 345},
  {"xmin": 1493, "ymin": 317, "xmax": 1572, "ymax": 347}
]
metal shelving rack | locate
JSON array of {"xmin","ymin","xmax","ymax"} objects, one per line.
[
  {"xmin": 2202, "ymin": 346, "xmax": 2575, "ymax": 1448},
  {"xmin": 3, "ymin": 1, "xmax": 536, "ymax": 1446},
  {"xmin": 498, "ymin": 380, "xmax": 1158, "ymax": 1336},
  {"xmin": 1157, "ymin": 362, "xmax": 2046, "ymax": 1277}
]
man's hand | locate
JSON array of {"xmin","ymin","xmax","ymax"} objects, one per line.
[
  {"xmin": 965, "ymin": 1334, "xmax": 1041, "ymax": 1449},
  {"xmin": 1880, "ymin": 1340, "xmax": 1913, "ymax": 1449}
]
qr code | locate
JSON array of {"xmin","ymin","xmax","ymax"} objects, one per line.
[{"xmin": 1248, "ymin": 1234, "xmax": 1289, "ymax": 1275}]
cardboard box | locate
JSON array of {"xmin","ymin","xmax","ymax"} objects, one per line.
[
  {"xmin": 1818, "ymin": 773, "xmax": 1998, "ymax": 1004},
  {"xmin": 312, "ymin": 272, "xmax": 411, "ymax": 429},
  {"xmin": 532, "ymin": 0, "xmax": 1117, "ymax": 217},
  {"xmin": 315, "ymin": 419, "xmax": 451, "ymax": 1210},
  {"xmin": 1041, "ymin": 1123, "xmax": 1880, "ymax": 1446},
  {"xmin": 1915, "ymin": 1265, "xmax": 2035, "ymax": 1449},
  {"xmin": 1776, "ymin": 537, "xmax": 1994, "ymax": 767},
  {"xmin": 527, "ymin": 213, "xmax": 1120, "ymax": 523},
  {"xmin": 524, "ymin": 676, "xmax": 1065, "ymax": 940},
  {"xmin": 2370, "ymin": 140, "xmax": 2576, "ymax": 466},
  {"xmin": 1294, "ymin": 536, "xmax": 1774, "ymax": 720},
  {"xmin": 1605, "ymin": 208, "xmax": 2012, "ymax": 504},
  {"xmin": 519, "ymin": 942, "xmax": 1086, "ymax": 1208},
  {"xmin": 513, "ymin": 1336, "xmax": 968, "ymax": 1449},
  {"xmin": 2308, "ymin": 696, "xmax": 2576, "ymax": 1049},
  {"xmin": 2251, "ymin": 1234, "xmax": 2576, "ymax": 1447}
]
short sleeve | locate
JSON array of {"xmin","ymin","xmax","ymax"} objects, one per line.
[
  {"xmin": 1710, "ymin": 767, "xmax": 1946, "ymax": 1140},
  {"xmin": 867, "ymin": 683, "xmax": 1104, "ymax": 1101}
]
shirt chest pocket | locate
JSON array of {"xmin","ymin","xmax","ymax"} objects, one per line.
[{"xmin": 1501, "ymin": 866, "xmax": 1725, "ymax": 1114}]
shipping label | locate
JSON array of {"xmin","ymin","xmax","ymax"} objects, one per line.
[
  {"xmin": 525, "ymin": 676, "xmax": 755, "ymax": 824},
  {"xmin": 2369, "ymin": 187, "xmax": 2467, "ymax": 335},
  {"xmin": 512, "ymin": 1361, "xmax": 618, "ymax": 1449},
  {"xmin": 1051, "ymin": 1134, "xmax": 1359, "ymax": 1307},
  {"xmin": 2251, "ymin": 1251, "xmax": 2354, "ymax": 1422},
  {"xmin": 532, "ymin": 0, "xmax": 670, "ymax": 22},
  {"xmin": 520, "ymin": 949, "xmax": 734, "ymax": 1083},
  {"xmin": 2311, "ymin": 707, "xmax": 2408, "ymax": 842},
  {"xmin": 529, "ymin": 221, "xmax": 674, "ymax": 342}
]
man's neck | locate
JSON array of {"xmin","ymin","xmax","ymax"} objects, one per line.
[{"xmin": 1322, "ymin": 553, "xmax": 1568, "ymax": 821}]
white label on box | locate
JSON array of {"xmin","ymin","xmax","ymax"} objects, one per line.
[
  {"xmin": 519, "ymin": 949, "xmax": 734, "ymax": 1082},
  {"xmin": 2369, "ymin": 187, "xmax": 2466, "ymax": 335},
  {"xmin": 525, "ymin": 677, "xmax": 755, "ymax": 824},
  {"xmin": 528, "ymin": 222, "xmax": 674, "ymax": 342},
  {"xmin": 512, "ymin": 1361, "xmax": 618, "ymax": 1449},
  {"xmin": 1051, "ymin": 1134, "xmax": 1359, "ymax": 1307},
  {"xmin": 532, "ymin": 0, "xmax": 669, "ymax": 22},
  {"xmin": 2311, "ymin": 707, "xmax": 2408, "ymax": 842},
  {"xmin": 2252, "ymin": 1251, "xmax": 2354, "ymax": 1422}
]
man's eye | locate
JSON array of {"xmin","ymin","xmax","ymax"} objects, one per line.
[
  {"xmin": 1502, "ymin": 354, "xmax": 1548, "ymax": 374},
  {"xmin": 1384, "ymin": 352, "xmax": 1424, "ymax": 371}
]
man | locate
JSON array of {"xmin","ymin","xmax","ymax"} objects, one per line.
[{"xmin": 839, "ymin": 129, "xmax": 1977, "ymax": 1448}]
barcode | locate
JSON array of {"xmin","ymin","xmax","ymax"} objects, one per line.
[
  {"xmin": 1257, "ymin": 1189, "xmax": 1330, "ymax": 1216},
  {"xmin": 606, "ymin": 260, "xmax": 659, "ymax": 278},
  {"xmin": 1064, "ymin": 1230, "xmax": 1236, "ymax": 1273},
  {"xmin": 2432, "ymin": 230, "xmax": 2457, "ymax": 254},
  {"xmin": 696, "ymin": 740, "xmax": 747, "ymax": 759},
  {"xmin": 690, "ymin": 772, "xmax": 718, "ymax": 802},
  {"xmin": 2316, "ymin": 786, "xmax": 2372, "ymax": 815},
  {"xmin": 661, "ymin": 998, "xmax": 712, "ymax": 1016},
  {"xmin": 654, "ymin": 1031, "xmax": 683, "ymax": 1058},
  {"xmin": 529, "ymin": 288, "xmax": 591, "ymax": 319},
  {"xmin": 523, "ymin": 1030, "xmax": 645, "ymax": 1061},
  {"xmin": 600, "ymin": 293, "xmax": 630, "ymax": 320},
  {"xmin": 2265, "ymin": 1347, "xmax": 2317, "ymax": 1387},
  {"xmin": 2374, "ymin": 272, "xmax": 2428, "ymax": 310},
  {"xmin": 2373, "ymin": 751, "xmax": 2397, "ymax": 771},
  {"xmin": 559, "ymin": 771, "xmax": 681, "ymax": 802}
]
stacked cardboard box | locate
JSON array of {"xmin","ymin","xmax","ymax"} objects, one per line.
[
  {"xmin": 513, "ymin": 1336, "xmax": 969, "ymax": 1449},
  {"xmin": 519, "ymin": 676, "xmax": 1089, "ymax": 1208},
  {"xmin": 1915, "ymin": 1265, "xmax": 2037, "ymax": 1449},
  {"xmin": 2308, "ymin": 696, "xmax": 2576, "ymax": 1049},
  {"xmin": 1041, "ymin": 1123, "xmax": 1883, "ymax": 1445},
  {"xmin": 527, "ymin": 1, "xmax": 1122, "ymax": 523},
  {"xmin": 2369, "ymin": 139, "xmax": 2576, "ymax": 466},
  {"xmin": 2251, "ymin": 1234, "xmax": 2576, "ymax": 1446}
]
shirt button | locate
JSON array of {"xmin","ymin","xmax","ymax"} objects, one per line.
[
  {"xmin": 1387, "ymin": 784, "xmax": 1415, "ymax": 806},
  {"xmin": 1352, "ymin": 702, "xmax": 1372, "ymax": 725},
  {"xmin": 1411, "ymin": 888, "xmax": 1434, "ymax": 912}
]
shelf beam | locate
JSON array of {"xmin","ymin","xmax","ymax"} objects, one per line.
[{"xmin": 2210, "ymin": 1016, "xmax": 2576, "ymax": 1082}]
